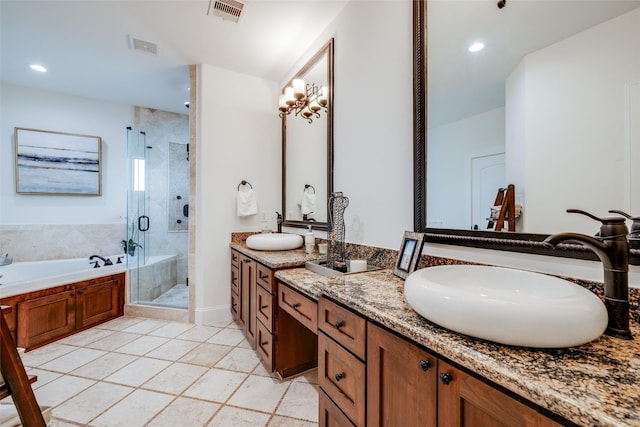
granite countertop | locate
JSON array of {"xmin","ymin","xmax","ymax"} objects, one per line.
[
  {"xmin": 229, "ymin": 242, "xmax": 321, "ymax": 269},
  {"xmin": 275, "ymin": 267, "xmax": 640, "ymax": 427}
]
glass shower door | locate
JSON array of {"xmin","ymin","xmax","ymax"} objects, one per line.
[{"xmin": 126, "ymin": 127, "xmax": 150, "ymax": 304}]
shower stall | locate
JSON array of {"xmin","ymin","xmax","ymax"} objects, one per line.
[{"xmin": 126, "ymin": 108, "xmax": 189, "ymax": 310}]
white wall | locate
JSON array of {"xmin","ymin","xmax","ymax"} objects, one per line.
[
  {"xmin": 0, "ymin": 84, "xmax": 131, "ymax": 225},
  {"xmin": 428, "ymin": 107, "xmax": 505, "ymax": 229},
  {"xmin": 195, "ymin": 64, "xmax": 281, "ymax": 324},
  {"xmin": 507, "ymin": 8, "xmax": 640, "ymax": 235}
]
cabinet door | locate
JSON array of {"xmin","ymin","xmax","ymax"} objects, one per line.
[
  {"xmin": 320, "ymin": 390, "xmax": 356, "ymax": 427},
  {"xmin": 367, "ymin": 323, "xmax": 437, "ymax": 427},
  {"xmin": 438, "ymin": 360, "xmax": 563, "ymax": 427},
  {"xmin": 17, "ymin": 290, "xmax": 75, "ymax": 349},
  {"xmin": 75, "ymin": 278, "xmax": 120, "ymax": 329},
  {"xmin": 240, "ymin": 255, "xmax": 256, "ymax": 346}
]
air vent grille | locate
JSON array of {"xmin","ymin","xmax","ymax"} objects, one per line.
[
  {"xmin": 130, "ymin": 37, "xmax": 159, "ymax": 55},
  {"xmin": 208, "ymin": 0, "xmax": 246, "ymax": 23}
]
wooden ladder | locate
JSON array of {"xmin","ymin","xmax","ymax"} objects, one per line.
[
  {"xmin": 489, "ymin": 184, "xmax": 516, "ymax": 232},
  {"xmin": 0, "ymin": 306, "xmax": 46, "ymax": 426}
]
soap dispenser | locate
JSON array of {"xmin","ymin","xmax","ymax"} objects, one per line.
[{"xmin": 305, "ymin": 225, "xmax": 315, "ymax": 254}]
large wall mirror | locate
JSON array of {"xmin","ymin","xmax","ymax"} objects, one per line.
[
  {"xmin": 282, "ymin": 38, "xmax": 334, "ymax": 230},
  {"xmin": 414, "ymin": 0, "xmax": 640, "ymax": 263}
]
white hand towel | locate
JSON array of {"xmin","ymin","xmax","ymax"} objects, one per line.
[
  {"xmin": 300, "ymin": 189, "xmax": 316, "ymax": 215},
  {"xmin": 237, "ymin": 187, "xmax": 257, "ymax": 217}
]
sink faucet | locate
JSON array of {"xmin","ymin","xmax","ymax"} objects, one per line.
[
  {"xmin": 276, "ymin": 212, "xmax": 283, "ymax": 233},
  {"xmin": 544, "ymin": 209, "xmax": 632, "ymax": 340},
  {"xmin": 89, "ymin": 255, "xmax": 113, "ymax": 268}
]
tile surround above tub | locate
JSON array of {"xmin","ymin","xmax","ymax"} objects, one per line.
[{"xmin": 1, "ymin": 224, "xmax": 123, "ymax": 262}]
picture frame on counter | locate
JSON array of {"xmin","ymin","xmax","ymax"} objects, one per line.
[{"xmin": 393, "ymin": 231, "xmax": 425, "ymax": 279}]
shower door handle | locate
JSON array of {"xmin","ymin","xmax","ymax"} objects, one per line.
[
  {"xmin": 183, "ymin": 204, "xmax": 189, "ymax": 218},
  {"xmin": 138, "ymin": 215, "xmax": 150, "ymax": 232}
]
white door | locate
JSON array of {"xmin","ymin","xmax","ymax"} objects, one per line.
[{"xmin": 471, "ymin": 153, "xmax": 505, "ymax": 230}]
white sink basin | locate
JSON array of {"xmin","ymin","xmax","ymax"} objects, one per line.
[
  {"xmin": 246, "ymin": 233, "xmax": 303, "ymax": 251},
  {"xmin": 404, "ymin": 265, "xmax": 607, "ymax": 348}
]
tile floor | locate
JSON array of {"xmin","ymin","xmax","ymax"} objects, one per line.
[{"xmin": 5, "ymin": 316, "xmax": 319, "ymax": 426}]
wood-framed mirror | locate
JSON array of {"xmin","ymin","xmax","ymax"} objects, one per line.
[
  {"xmin": 282, "ymin": 38, "xmax": 334, "ymax": 231},
  {"xmin": 413, "ymin": 0, "xmax": 640, "ymax": 264}
]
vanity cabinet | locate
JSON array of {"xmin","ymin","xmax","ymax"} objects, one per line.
[
  {"xmin": 318, "ymin": 297, "xmax": 565, "ymax": 427},
  {"xmin": 0, "ymin": 273, "xmax": 125, "ymax": 350},
  {"xmin": 230, "ymin": 249, "xmax": 260, "ymax": 348}
]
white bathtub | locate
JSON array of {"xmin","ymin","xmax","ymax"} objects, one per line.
[{"xmin": 0, "ymin": 255, "xmax": 173, "ymax": 298}]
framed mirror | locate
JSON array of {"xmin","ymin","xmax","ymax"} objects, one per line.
[
  {"xmin": 282, "ymin": 38, "xmax": 334, "ymax": 230},
  {"xmin": 413, "ymin": 0, "xmax": 640, "ymax": 263}
]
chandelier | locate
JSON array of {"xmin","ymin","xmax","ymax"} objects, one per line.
[{"xmin": 278, "ymin": 79, "xmax": 328, "ymax": 123}]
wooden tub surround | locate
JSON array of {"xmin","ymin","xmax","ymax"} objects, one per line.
[{"xmin": 230, "ymin": 236, "xmax": 640, "ymax": 427}]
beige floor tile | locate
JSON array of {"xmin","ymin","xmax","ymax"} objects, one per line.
[
  {"xmin": 96, "ymin": 316, "xmax": 144, "ymax": 331},
  {"xmin": 26, "ymin": 368, "xmax": 63, "ymax": 389},
  {"xmin": 252, "ymin": 361, "xmax": 280, "ymax": 378},
  {"xmin": 121, "ymin": 318, "xmax": 170, "ymax": 335},
  {"xmin": 86, "ymin": 331, "xmax": 142, "ymax": 352},
  {"xmin": 215, "ymin": 347, "xmax": 261, "ymax": 373},
  {"xmin": 48, "ymin": 418, "xmax": 82, "ymax": 427},
  {"xmin": 148, "ymin": 321, "xmax": 194, "ymax": 338},
  {"xmin": 207, "ymin": 328, "xmax": 247, "ymax": 346},
  {"xmin": 91, "ymin": 389, "xmax": 174, "ymax": 427},
  {"xmin": 114, "ymin": 335, "xmax": 169, "ymax": 356},
  {"xmin": 178, "ymin": 342, "xmax": 233, "ymax": 367},
  {"xmin": 183, "ymin": 368, "xmax": 247, "ymax": 403},
  {"xmin": 227, "ymin": 375, "xmax": 290, "ymax": 413},
  {"xmin": 177, "ymin": 325, "xmax": 222, "ymax": 342},
  {"xmin": 275, "ymin": 382, "xmax": 319, "ymax": 422},
  {"xmin": 34, "ymin": 375, "xmax": 96, "ymax": 407},
  {"xmin": 147, "ymin": 396, "xmax": 220, "ymax": 426},
  {"xmin": 69, "ymin": 352, "xmax": 138, "ymax": 380},
  {"xmin": 292, "ymin": 368, "xmax": 319, "ymax": 385},
  {"xmin": 204, "ymin": 318, "xmax": 234, "ymax": 328},
  {"xmin": 53, "ymin": 381, "xmax": 133, "ymax": 425},
  {"xmin": 104, "ymin": 357, "xmax": 172, "ymax": 387},
  {"xmin": 142, "ymin": 362, "xmax": 207, "ymax": 395},
  {"xmin": 22, "ymin": 343, "xmax": 77, "ymax": 368},
  {"xmin": 237, "ymin": 339, "xmax": 253, "ymax": 349},
  {"xmin": 39, "ymin": 348, "xmax": 107, "ymax": 373},
  {"xmin": 208, "ymin": 406, "xmax": 270, "ymax": 427},
  {"xmin": 145, "ymin": 338, "xmax": 199, "ymax": 361},
  {"xmin": 57, "ymin": 328, "xmax": 115, "ymax": 347},
  {"xmin": 268, "ymin": 415, "xmax": 318, "ymax": 427}
]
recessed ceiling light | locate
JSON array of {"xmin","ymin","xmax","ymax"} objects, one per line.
[
  {"xmin": 30, "ymin": 64, "xmax": 47, "ymax": 72},
  {"xmin": 468, "ymin": 42, "xmax": 485, "ymax": 53}
]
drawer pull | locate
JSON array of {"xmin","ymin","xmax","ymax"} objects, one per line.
[
  {"xmin": 261, "ymin": 304, "xmax": 269, "ymax": 309},
  {"xmin": 232, "ymin": 303, "xmax": 238, "ymax": 307},
  {"xmin": 242, "ymin": 259, "xmax": 251, "ymax": 263},
  {"xmin": 260, "ymin": 341, "xmax": 269, "ymax": 347},
  {"xmin": 419, "ymin": 359, "xmax": 430, "ymax": 371},
  {"xmin": 334, "ymin": 321, "xmax": 344, "ymax": 329},
  {"xmin": 334, "ymin": 372, "xmax": 344, "ymax": 382},
  {"xmin": 232, "ymin": 255, "xmax": 238, "ymax": 261},
  {"xmin": 259, "ymin": 272, "xmax": 269, "ymax": 280},
  {"xmin": 439, "ymin": 372, "xmax": 452, "ymax": 385},
  {"xmin": 292, "ymin": 303, "xmax": 300, "ymax": 309}
]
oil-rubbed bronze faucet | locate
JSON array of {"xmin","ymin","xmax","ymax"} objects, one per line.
[
  {"xmin": 544, "ymin": 209, "xmax": 633, "ymax": 340},
  {"xmin": 275, "ymin": 212, "xmax": 283, "ymax": 233}
]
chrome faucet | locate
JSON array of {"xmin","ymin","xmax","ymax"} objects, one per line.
[
  {"xmin": 276, "ymin": 212, "xmax": 283, "ymax": 233},
  {"xmin": 544, "ymin": 209, "xmax": 632, "ymax": 340},
  {"xmin": 89, "ymin": 255, "xmax": 113, "ymax": 268}
]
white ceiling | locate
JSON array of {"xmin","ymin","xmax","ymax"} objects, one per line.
[
  {"xmin": 2, "ymin": 0, "xmax": 639, "ymax": 120},
  {"xmin": 1, "ymin": 0, "xmax": 349, "ymax": 114}
]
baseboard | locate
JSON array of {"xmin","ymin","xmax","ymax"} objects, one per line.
[{"xmin": 194, "ymin": 304, "xmax": 233, "ymax": 326}]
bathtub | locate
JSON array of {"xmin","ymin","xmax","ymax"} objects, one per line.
[{"xmin": 0, "ymin": 254, "xmax": 174, "ymax": 299}]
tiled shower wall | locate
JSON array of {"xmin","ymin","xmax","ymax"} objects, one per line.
[{"xmin": 134, "ymin": 107, "xmax": 189, "ymax": 285}]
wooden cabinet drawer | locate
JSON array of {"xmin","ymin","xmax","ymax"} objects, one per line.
[
  {"xmin": 256, "ymin": 320, "xmax": 274, "ymax": 371},
  {"xmin": 278, "ymin": 283, "xmax": 317, "ymax": 333},
  {"xmin": 318, "ymin": 332, "xmax": 366, "ymax": 427},
  {"xmin": 319, "ymin": 298, "xmax": 366, "ymax": 360},
  {"xmin": 230, "ymin": 265, "xmax": 240, "ymax": 294},
  {"xmin": 231, "ymin": 249, "xmax": 240, "ymax": 268},
  {"xmin": 230, "ymin": 291, "xmax": 239, "ymax": 321},
  {"xmin": 256, "ymin": 284, "xmax": 274, "ymax": 332},
  {"xmin": 256, "ymin": 263, "xmax": 274, "ymax": 293},
  {"xmin": 320, "ymin": 390, "xmax": 356, "ymax": 427}
]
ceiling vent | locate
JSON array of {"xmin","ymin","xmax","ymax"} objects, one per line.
[
  {"xmin": 129, "ymin": 36, "xmax": 159, "ymax": 55},
  {"xmin": 208, "ymin": 0, "xmax": 246, "ymax": 23}
]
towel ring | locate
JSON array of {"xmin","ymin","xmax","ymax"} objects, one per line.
[
  {"xmin": 304, "ymin": 184, "xmax": 315, "ymax": 194},
  {"xmin": 238, "ymin": 180, "xmax": 253, "ymax": 191}
]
